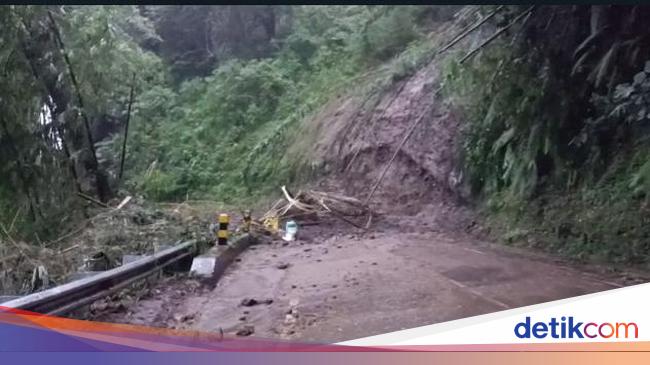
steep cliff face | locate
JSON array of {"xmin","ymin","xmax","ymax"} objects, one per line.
[
  {"xmin": 322, "ymin": 64, "xmax": 461, "ymax": 209},
  {"xmin": 288, "ymin": 5, "xmax": 650, "ymax": 265},
  {"xmin": 138, "ymin": 5, "xmax": 283, "ymax": 81},
  {"xmin": 290, "ymin": 18, "xmax": 480, "ymax": 217}
]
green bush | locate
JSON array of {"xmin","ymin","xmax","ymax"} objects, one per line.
[
  {"xmin": 443, "ymin": 48, "xmax": 557, "ymax": 199},
  {"xmin": 360, "ymin": 7, "xmax": 423, "ymax": 62},
  {"xmin": 119, "ymin": 6, "xmax": 435, "ymax": 204},
  {"xmin": 137, "ymin": 168, "xmax": 183, "ymax": 201},
  {"xmin": 445, "ymin": 39, "xmax": 650, "ymax": 263}
]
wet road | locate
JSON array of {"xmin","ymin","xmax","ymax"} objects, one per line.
[{"xmin": 101, "ymin": 222, "xmax": 635, "ymax": 343}]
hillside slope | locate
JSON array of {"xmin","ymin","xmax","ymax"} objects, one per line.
[{"xmin": 287, "ymin": 5, "xmax": 650, "ymax": 267}]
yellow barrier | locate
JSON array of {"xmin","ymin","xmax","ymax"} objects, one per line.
[{"xmin": 217, "ymin": 213, "xmax": 229, "ymax": 245}]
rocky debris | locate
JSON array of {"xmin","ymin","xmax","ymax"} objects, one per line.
[
  {"xmin": 275, "ymin": 298, "xmax": 319, "ymax": 339},
  {"xmin": 284, "ymin": 312, "xmax": 298, "ymax": 326},
  {"xmin": 276, "ymin": 299, "xmax": 300, "ymax": 337},
  {"xmin": 236, "ymin": 325, "xmax": 255, "ymax": 337},
  {"xmin": 240, "ymin": 298, "xmax": 273, "ymax": 307},
  {"xmin": 89, "ymin": 295, "xmax": 131, "ymax": 314},
  {"xmin": 275, "ymin": 262, "xmax": 290, "ymax": 270},
  {"xmin": 173, "ymin": 313, "xmax": 195, "ymax": 323},
  {"xmin": 284, "ymin": 299, "xmax": 300, "ymax": 325}
]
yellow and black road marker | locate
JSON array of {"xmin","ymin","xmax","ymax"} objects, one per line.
[{"xmin": 217, "ymin": 213, "xmax": 229, "ymax": 245}]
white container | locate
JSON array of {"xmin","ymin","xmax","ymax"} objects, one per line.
[{"xmin": 282, "ymin": 220, "xmax": 298, "ymax": 241}]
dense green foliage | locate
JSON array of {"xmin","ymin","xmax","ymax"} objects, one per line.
[
  {"xmin": 445, "ymin": 5, "xmax": 650, "ymax": 264},
  {"xmin": 0, "ymin": 5, "xmax": 439, "ymax": 240},
  {"xmin": 0, "ymin": 6, "xmax": 164, "ymax": 238},
  {"xmin": 120, "ymin": 5, "xmax": 437, "ymax": 202}
]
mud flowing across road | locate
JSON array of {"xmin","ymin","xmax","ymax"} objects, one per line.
[{"xmin": 97, "ymin": 208, "xmax": 643, "ymax": 343}]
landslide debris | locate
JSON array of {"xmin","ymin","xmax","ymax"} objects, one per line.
[{"xmin": 0, "ymin": 196, "xmax": 214, "ymax": 296}]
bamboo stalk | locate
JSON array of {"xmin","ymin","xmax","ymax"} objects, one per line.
[
  {"xmin": 47, "ymin": 10, "xmax": 107, "ymax": 202},
  {"xmin": 437, "ymin": 5, "xmax": 505, "ymax": 55},
  {"xmin": 18, "ymin": 19, "xmax": 85, "ymax": 197},
  {"xmin": 460, "ymin": 6, "xmax": 536, "ymax": 64},
  {"xmin": 77, "ymin": 192, "xmax": 109, "ymax": 208},
  {"xmin": 487, "ymin": 10, "xmax": 533, "ymax": 91},
  {"xmin": 119, "ymin": 73, "xmax": 137, "ymax": 181}
]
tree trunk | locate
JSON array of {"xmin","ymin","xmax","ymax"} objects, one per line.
[
  {"xmin": 47, "ymin": 10, "xmax": 111, "ymax": 202},
  {"xmin": 18, "ymin": 34, "xmax": 84, "ymax": 196},
  {"xmin": 119, "ymin": 73, "xmax": 137, "ymax": 181}
]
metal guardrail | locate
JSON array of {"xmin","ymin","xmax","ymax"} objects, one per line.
[{"xmin": 0, "ymin": 240, "xmax": 198, "ymax": 315}]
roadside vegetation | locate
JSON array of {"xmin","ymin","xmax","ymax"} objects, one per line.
[
  {"xmin": 0, "ymin": 5, "xmax": 448, "ymax": 240},
  {"xmin": 444, "ymin": 6, "xmax": 650, "ymax": 265}
]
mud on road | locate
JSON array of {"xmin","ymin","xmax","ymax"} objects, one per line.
[{"xmin": 95, "ymin": 210, "xmax": 644, "ymax": 343}]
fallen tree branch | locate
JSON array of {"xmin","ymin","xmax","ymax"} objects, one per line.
[
  {"xmin": 114, "ymin": 196, "xmax": 132, "ymax": 211},
  {"xmin": 8, "ymin": 206, "xmax": 22, "ymax": 233},
  {"xmin": 259, "ymin": 188, "xmax": 369, "ymax": 233},
  {"xmin": 45, "ymin": 226, "xmax": 86, "ymax": 247},
  {"xmin": 0, "ymin": 253, "xmax": 22, "ymax": 265},
  {"xmin": 77, "ymin": 192, "xmax": 109, "ymax": 208},
  {"xmin": 309, "ymin": 190, "xmax": 366, "ymax": 208},
  {"xmin": 58, "ymin": 244, "xmax": 79, "ymax": 255},
  {"xmin": 0, "ymin": 222, "xmax": 37, "ymax": 266},
  {"xmin": 329, "ymin": 210, "xmax": 366, "ymax": 230},
  {"xmin": 280, "ymin": 186, "xmax": 316, "ymax": 215}
]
